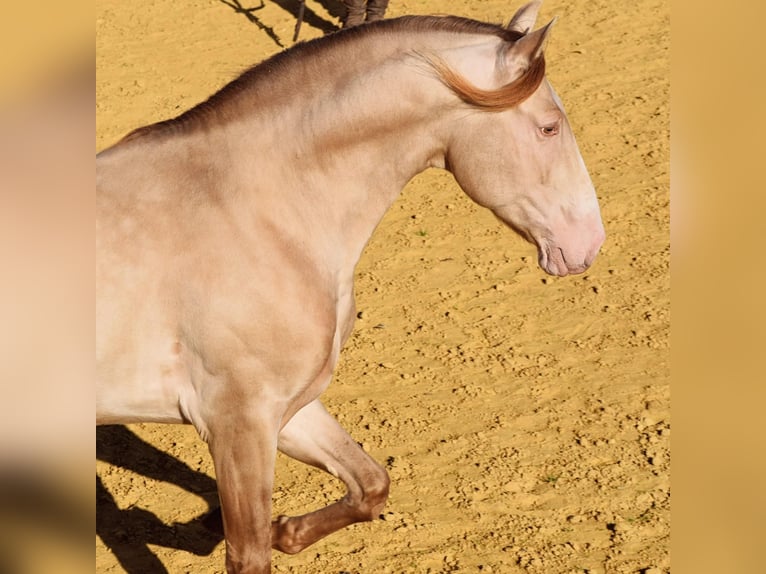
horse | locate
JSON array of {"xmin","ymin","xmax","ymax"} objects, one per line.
[{"xmin": 96, "ymin": 2, "xmax": 605, "ymax": 572}]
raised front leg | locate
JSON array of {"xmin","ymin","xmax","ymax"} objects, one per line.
[
  {"xmin": 206, "ymin": 406, "xmax": 281, "ymax": 574},
  {"xmin": 272, "ymin": 399, "xmax": 390, "ymax": 554}
]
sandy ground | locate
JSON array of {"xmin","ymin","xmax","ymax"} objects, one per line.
[{"xmin": 96, "ymin": 0, "xmax": 669, "ymax": 572}]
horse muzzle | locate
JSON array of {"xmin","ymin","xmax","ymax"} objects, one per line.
[{"xmin": 537, "ymin": 223, "xmax": 605, "ymax": 277}]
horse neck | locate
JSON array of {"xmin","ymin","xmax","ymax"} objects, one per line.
[{"xmin": 221, "ymin": 34, "xmax": 451, "ymax": 278}]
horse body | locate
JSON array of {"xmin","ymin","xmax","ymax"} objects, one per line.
[{"xmin": 97, "ymin": 4, "xmax": 605, "ymax": 572}]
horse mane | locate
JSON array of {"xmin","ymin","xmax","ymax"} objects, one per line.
[{"xmin": 118, "ymin": 15, "xmax": 545, "ymax": 144}]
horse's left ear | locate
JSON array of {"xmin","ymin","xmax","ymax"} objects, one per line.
[
  {"xmin": 503, "ymin": 18, "xmax": 555, "ymax": 78},
  {"xmin": 507, "ymin": 0, "xmax": 543, "ymax": 34}
]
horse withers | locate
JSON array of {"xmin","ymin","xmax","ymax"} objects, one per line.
[{"xmin": 96, "ymin": 2, "xmax": 605, "ymax": 572}]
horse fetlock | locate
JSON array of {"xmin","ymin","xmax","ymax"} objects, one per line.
[{"xmin": 271, "ymin": 515, "xmax": 307, "ymax": 555}]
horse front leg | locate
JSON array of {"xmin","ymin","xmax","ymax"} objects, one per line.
[
  {"xmin": 205, "ymin": 403, "xmax": 281, "ymax": 574},
  {"xmin": 272, "ymin": 398, "xmax": 390, "ymax": 554}
]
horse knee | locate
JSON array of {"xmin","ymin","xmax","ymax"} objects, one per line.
[{"xmin": 351, "ymin": 465, "xmax": 390, "ymax": 520}]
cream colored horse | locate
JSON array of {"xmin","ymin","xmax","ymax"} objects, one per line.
[{"xmin": 96, "ymin": 2, "xmax": 605, "ymax": 572}]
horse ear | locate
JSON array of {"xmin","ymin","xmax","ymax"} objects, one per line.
[
  {"xmin": 503, "ymin": 18, "xmax": 555, "ymax": 78},
  {"xmin": 507, "ymin": 0, "xmax": 543, "ymax": 34}
]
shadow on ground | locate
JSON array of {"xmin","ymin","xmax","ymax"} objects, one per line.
[{"xmin": 96, "ymin": 425, "xmax": 222, "ymax": 574}]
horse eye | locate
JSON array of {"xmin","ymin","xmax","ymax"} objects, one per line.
[{"xmin": 540, "ymin": 125, "xmax": 559, "ymax": 137}]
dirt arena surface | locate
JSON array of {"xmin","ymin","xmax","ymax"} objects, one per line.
[{"xmin": 96, "ymin": 0, "xmax": 669, "ymax": 572}]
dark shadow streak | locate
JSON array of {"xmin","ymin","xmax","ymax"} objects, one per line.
[
  {"xmin": 271, "ymin": 0, "xmax": 343, "ymax": 39},
  {"xmin": 218, "ymin": 0, "xmax": 344, "ymax": 47},
  {"xmin": 218, "ymin": 0, "xmax": 286, "ymax": 48},
  {"xmin": 96, "ymin": 425, "xmax": 223, "ymax": 574}
]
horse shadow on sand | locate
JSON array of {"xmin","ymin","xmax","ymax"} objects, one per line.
[
  {"xmin": 96, "ymin": 425, "xmax": 224, "ymax": 574},
  {"xmin": 218, "ymin": 0, "xmax": 346, "ymax": 47}
]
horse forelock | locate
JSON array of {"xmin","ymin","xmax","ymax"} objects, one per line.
[{"xmin": 116, "ymin": 15, "xmax": 540, "ymax": 145}]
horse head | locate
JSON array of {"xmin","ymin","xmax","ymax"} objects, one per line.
[{"xmin": 438, "ymin": 2, "xmax": 605, "ymax": 276}]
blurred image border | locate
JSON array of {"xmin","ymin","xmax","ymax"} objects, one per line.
[
  {"xmin": 673, "ymin": 0, "xmax": 766, "ymax": 572},
  {"xmin": 0, "ymin": 1, "xmax": 93, "ymax": 573}
]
